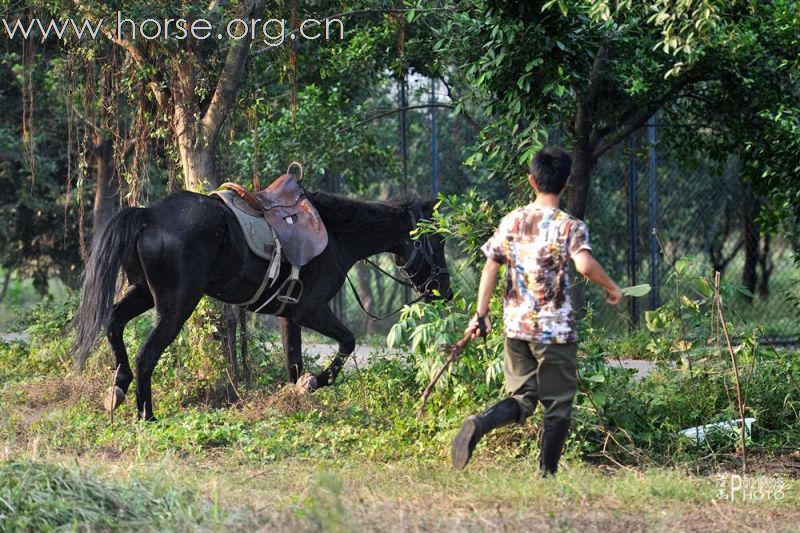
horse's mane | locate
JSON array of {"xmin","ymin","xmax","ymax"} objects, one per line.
[{"xmin": 306, "ymin": 190, "xmax": 426, "ymax": 233}]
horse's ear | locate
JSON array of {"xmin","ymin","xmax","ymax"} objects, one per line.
[{"xmin": 421, "ymin": 198, "xmax": 438, "ymax": 217}]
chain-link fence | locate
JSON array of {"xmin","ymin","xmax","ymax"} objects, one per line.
[{"xmin": 584, "ymin": 127, "xmax": 799, "ymax": 340}]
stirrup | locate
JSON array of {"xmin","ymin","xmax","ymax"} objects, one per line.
[{"xmin": 277, "ymin": 279, "xmax": 303, "ymax": 304}]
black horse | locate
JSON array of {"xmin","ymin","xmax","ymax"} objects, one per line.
[{"xmin": 73, "ymin": 189, "xmax": 451, "ymax": 420}]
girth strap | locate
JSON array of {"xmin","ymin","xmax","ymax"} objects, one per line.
[{"xmin": 233, "ymin": 226, "xmax": 282, "ymax": 307}]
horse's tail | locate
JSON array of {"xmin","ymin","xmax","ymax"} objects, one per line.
[{"xmin": 72, "ymin": 207, "xmax": 147, "ymax": 371}]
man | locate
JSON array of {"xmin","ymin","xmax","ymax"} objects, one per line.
[{"xmin": 451, "ymin": 145, "xmax": 622, "ymax": 475}]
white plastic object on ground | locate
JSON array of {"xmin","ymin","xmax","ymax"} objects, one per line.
[{"xmin": 679, "ymin": 417, "xmax": 756, "ymax": 444}]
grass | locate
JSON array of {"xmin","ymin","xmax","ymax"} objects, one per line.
[
  {"xmin": 2, "ymin": 369, "xmax": 799, "ymax": 531},
  {"xmin": 2, "ymin": 452, "xmax": 798, "ymax": 531},
  {"xmin": 2, "ymin": 287, "xmax": 799, "ymax": 530},
  {"xmin": 0, "ymin": 460, "xmax": 246, "ymax": 531}
]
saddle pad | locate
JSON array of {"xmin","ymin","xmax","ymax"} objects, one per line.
[{"xmin": 210, "ymin": 190, "xmax": 275, "ymax": 261}]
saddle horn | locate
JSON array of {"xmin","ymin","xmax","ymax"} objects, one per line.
[{"xmin": 287, "ymin": 161, "xmax": 304, "ymax": 181}]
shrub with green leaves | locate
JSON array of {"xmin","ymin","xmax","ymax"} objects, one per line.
[{"xmin": 386, "ymin": 241, "xmax": 800, "ymax": 466}]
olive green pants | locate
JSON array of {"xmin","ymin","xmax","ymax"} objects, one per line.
[{"xmin": 504, "ymin": 338, "xmax": 578, "ymax": 424}]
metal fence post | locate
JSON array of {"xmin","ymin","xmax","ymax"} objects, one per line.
[
  {"xmin": 399, "ymin": 74, "xmax": 411, "ymax": 302},
  {"xmin": 628, "ymin": 135, "xmax": 638, "ymax": 326},
  {"xmin": 430, "ymin": 77, "xmax": 439, "ymax": 197},
  {"xmin": 648, "ymin": 114, "xmax": 660, "ymax": 310}
]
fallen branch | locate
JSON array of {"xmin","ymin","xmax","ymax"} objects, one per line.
[{"xmin": 416, "ymin": 332, "xmax": 472, "ymax": 418}]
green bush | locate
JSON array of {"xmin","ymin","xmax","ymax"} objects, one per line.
[
  {"xmin": 386, "ymin": 247, "xmax": 800, "ymax": 467},
  {"xmin": 0, "ymin": 293, "xmax": 78, "ymax": 383}
]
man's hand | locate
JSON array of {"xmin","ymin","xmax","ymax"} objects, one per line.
[
  {"xmin": 465, "ymin": 314, "xmax": 492, "ymax": 339},
  {"xmin": 605, "ymin": 285, "xmax": 623, "ymax": 305}
]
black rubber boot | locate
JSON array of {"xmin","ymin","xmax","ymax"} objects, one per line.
[
  {"xmin": 451, "ymin": 398, "xmax": 520, "ymax": 470},
  {"xmin": 539, "ymin": 418, "xmax": 571, "ymax": 476}
]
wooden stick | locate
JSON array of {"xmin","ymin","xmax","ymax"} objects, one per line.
[
  {"xmin": 416, "ymin": 332, "xmax": 473, "ymax": 418},
  {"xmin": 714, "ymin": 271, "xmax": 748, "ymax": 474}
]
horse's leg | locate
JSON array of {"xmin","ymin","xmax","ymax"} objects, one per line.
[
  {"xmin": 296, "ymin": 306, "xmax": 355, "ymax": 389},
  {"xmin": 279, "ymin": 317, "xmax": 303, "ymax": 383},
  {"xmin": 134, "ymin": 286, "xmax": 203, "ymax": 421},
  {"xmin": 104, "ymin": 284, "xmax": 154, "ymax": 412}
]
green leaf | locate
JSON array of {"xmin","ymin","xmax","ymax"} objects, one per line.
[
  {"xmin": 693, "ymin": 277, "xmax": 713, "ymax": 298},
  {"xmin": 675, "ymin": 257, "xmax": 691, "ymax": 274},
  {"xmin": 592, "ymin": 392, "xmax": 607, "ymax": 407},
  {"xmin": 621, "ymin": 284, "xmax": 651, "ymax": 298},
  {"xmin": 644, "ymin": 310, "xmax": 659, "ymax": 332}
]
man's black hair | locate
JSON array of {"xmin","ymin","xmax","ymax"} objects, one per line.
[{"xmin": 530, "ymin": 145, "xmax": 571, "ymax": 194}]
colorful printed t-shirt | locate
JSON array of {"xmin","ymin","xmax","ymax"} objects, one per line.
[{"xmin": 481, "ymin": 204, "xmax": 592, "ymax": 344}]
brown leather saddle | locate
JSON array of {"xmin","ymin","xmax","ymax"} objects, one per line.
[{"xmin": 220, "ymin": 170, "xmax": 328, "ymax": 267}]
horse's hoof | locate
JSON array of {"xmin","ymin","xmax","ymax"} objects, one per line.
[
  {"xmin": 296, "ymin": 373, "xmax": 318, "ymax": 391},
  {"xmin": 103, "ymin": 386, "xmax": 126, "ymax": 413}
]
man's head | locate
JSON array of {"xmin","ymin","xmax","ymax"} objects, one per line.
[{"xmin": 529, "ymin": 145, "xmax": 571, "ymax": 195}]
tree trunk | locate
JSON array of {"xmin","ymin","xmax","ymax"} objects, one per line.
[
  {"xmin": 176, "ymin": 135, "xmax": 219, "ymax": 190},
  {"xmin": 92, "ymin": 135, "xmax": 118, "ymax": 235},
  {"xmin": 567, "ymin": 141, "xmax": 596, "ymax": 314},
  {"xmin": 567, "ymin": 143, "xmax": 595, "ymax": 221},
  {"xmin": 152, "ymin": 0, "xmax": 264, "ymax": 385},
  {"xmin": 172, "ymin": 60, "xmax": 220, "ymax": 191},
  {"xmin": 0, "ymin": 270, "xmax": 10, "ymax": 302},
  {"xmin": 757, "ymin": 234, "xmax": 771, "ymax": 298},
  {"xmin": 741, "ymin": 196, "xmax": 759, "ymax": 300}
]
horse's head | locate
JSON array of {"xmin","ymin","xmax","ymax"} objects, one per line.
[{"xmin": 395, "ymin": 200, "xmax": 453, "ymax": 303}]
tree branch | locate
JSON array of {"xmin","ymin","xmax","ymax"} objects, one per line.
[
  {"xmin": 573, "ymin": 44, "xmax": 609, "ymax": 145},
  {"xmin": 68, "ymin": 103, "xmax": 101, "ymax": 134},
  {"xmin": 338, "ymin": 103, "xmax": 455, "ymax": 133},
  {"xmin": 112, "ymin": 37, "xmax": 167, "ymax": 108},
  {"xmin": 201, "ymin": 0, "xmax": 266, "ymax": 139},
  {"xmin": 206, "ymin": 0, "xmax": 225, "ymax": 16},
  {"xmin": 592, "ymin": 69, "xmax": 711, "ymax": 159},
  {"xmin": 584, "ymin": 44, "xmax": 609, "ymax": 110},
  {"xmin": 436, "ymin": 76, "xmax": 480, "ymax": 129}
]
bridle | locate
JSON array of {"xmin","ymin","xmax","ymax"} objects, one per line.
[
  {"xmin": 393, "ymin": 206, "xmax": 449, "ymax": 294},
  {"xmin": 347, "ymin": 206, "xmax": 449, "ymax": 321}
]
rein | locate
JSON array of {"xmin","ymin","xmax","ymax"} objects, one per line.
[
  {"xmin": 362, "ymin": 258, "xmax": 413, "ymax": 287},
  {"xmin": 344, "ymin": 207, "xmax": 447, "ymax": 321},
  {"xmin": 344, "ymin": 271, "xmax": 425, "ymax": 321}
]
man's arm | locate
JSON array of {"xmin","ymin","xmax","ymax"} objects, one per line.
[
  {"xmin": 466, "ymin": 258, "xmax": 501, "ymax": 337},
  {"xmin": 572, "ymin": 250, "xmax": 622, "ymax": 305},
  {"xmin": 476, "ymin": 259, "xmax": 501, "ymax": 316}
]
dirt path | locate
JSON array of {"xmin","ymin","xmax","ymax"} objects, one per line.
[
  {"xmin": 1, "ymin": 331, "xmax": 29, "ymax": 343},
  {"xmin": 1, "ymin": 331, "xmax": 664, "ymax": 378},
  {"xmin": 304, "ymin": 342, "xmax": 664, "ymax": 378}
]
